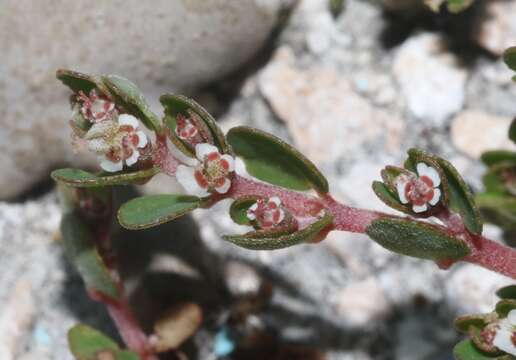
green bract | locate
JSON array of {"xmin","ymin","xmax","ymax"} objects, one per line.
[
  {"xmin": 453, "ymin": 339, "xmax": 511, "ymax": 360},
  {"xmin": 229, "ymin": 196, "xmax": 261, "ymax": 226},
  {"xmin": 223, "ymin": 212, "xmax": 333, "ymax": 250},
  {"xmin": 51, "ymin": 168, "xmax": 159, "ymax": 188},
  {"xmin": 497, "ymin": 285, "xmax": 516, "ymax": 300},
  {"xmin": 56, "ymin": 69, "xmax": 104, "ymax": 95},
  {"xmin": 101, "ymin": 74, "xmax": 161, "ymax": 132},
  {"xmin": 504, "ymin": 47, "xmax": 516, "ymax": 73},
  {"xmin": 61, "ymin": 212, "xmax": 119, "ymax": 299},
  {"xmin": 227, "ymin": 126, "xmax": 329, "ymax": 193},
  {"xmin": 118, "ymin": 194, "xmax": 201, "ymax": 230},
  {"xmin": 160, "ymin": 94, "xmax": 229, "ymax": 155},
  {"xmin": 68, "ymin": 324, "xmax": 140, "ymax": 360},
  {"xmin": 365, "ymin": 218, "xmax": 470, "ymax": 261}
]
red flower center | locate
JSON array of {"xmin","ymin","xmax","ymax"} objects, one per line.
[
  {"xmin": 194, "ymin": 152, "xmax": 231, "ymax": 190},
  {"xmin": 404, "ymin": 176, "xmax": 434, "ymax": 206}
]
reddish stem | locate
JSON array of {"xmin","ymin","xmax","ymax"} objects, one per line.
[{"xmin": 465, "ymin": 235, "xmax": 516, "ymax": 279}]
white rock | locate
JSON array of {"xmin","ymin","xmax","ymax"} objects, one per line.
[
  {"xmin": 476, "ymin": 1, "xmax": 516, "ymax": 56},
  {"xmin": 0, "ymin": 0, "xmax": 286, "ymax": 199},
  {"xmin": 258, "ymin": 46, "xmax": 404, "ymax": 166},
  {"xmin": 451, "ymin": 110, "xmax": 516, "ymax": 158},
  {"xmin": 393, "ymin": 33, "xmax": 467, "ymax": 127},
  {"xmin": 335, "ymin": 277, "xmax": 389, "ymax": 327},
  {"xmin": 445, "ymin": 264, "xmax": 513, "ymax": 315}
]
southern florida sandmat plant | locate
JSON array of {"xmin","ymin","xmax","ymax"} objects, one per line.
[{"xmin": 51, "ymin": 46, "xmax": 516, "ymax": 360}]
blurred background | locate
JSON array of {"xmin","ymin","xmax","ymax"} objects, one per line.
[{"xmin": 1, "ymin": 0, "xmax": 516, "ymax": 359}]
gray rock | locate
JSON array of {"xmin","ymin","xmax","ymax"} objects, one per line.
[
  {"xmin": 0, "ymin": 0, "xmax": 287, "ymax": 199},
  {"xmin": 393, "ymin": 33, "xmax": 467, "ymax": 127}
]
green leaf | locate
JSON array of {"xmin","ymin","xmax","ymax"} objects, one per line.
[
  {"xmin": 454, "ymin": 315, "xmax": 489, "ymax": 333},
  {"xmin": 227, "ymin": 126, "xmax": 329, "ymax": 193},
  {"xmin": 434, "ymin": 156, "xmax": 483, "ymax": 235},
  {"xmin": 229, "ymin": 196, "xmax": 261, "ymax": 225},
  {"xmin": 453, "ymin": 339, "xmax": 509, "ymax": 360},
  {"xmin": 68, "ymin": 324, "xmax": 140, "ymax": 360},
  {"xmin": 509, "ymin": 118, "xmax": 516, "ymax": 143},
  {"xmin": 365, "ymin": 218, "xmax": 470, "ymax": 261},
  {"xmin": 56, "ymin": 69, "xmax": 101, "ymax": 94},
  {"xmin": 504, "ymin": 47, "xmax": 516, "ymax": 72},
  {"xmin": 118, "ymin": 194, "xmax": 200, "ymax": 230},
  {"xmin": 68, "ymin": 324, "xmax": 119, "ymax": 360},
  {"xmin": 481, "ymin": 151, "xmax": 516, "ymax": 167},
  {"xmin": 495, "ymin": 299, "xmax": 516, "ymax": 318},
  {"xmin": 372, "ymin": 181, "xmax": 408, "ymax": 213},
  {"xmin": 102, "ymin": 75, "xmax": 161, "ymax": 132},
  {"xmin": 329, "ymin": 0, "xmax": 345, "ymax": 18},
  {"xmin": 497, "ymin": 285, "xmax": 516, "ymax": 300},
  {"xmin": 51, "ymin": 168, "xmax": 159, "ymax": 188},
  {"xmin": 160, "ymin": 94, "xmax": 229, "ymax": 154},
  {"xmin": 446, "ymin": 0, "xmax": 474, "ymax": 13},
  {"xmin": 476, "ymin": 193, "xmax": 516, "ymax": 230},
  {"xmin": 223, "ymin": 212, "xmax": 333, "ymax": 250},
  {"xmin": 61, "ymin": 213, "xmax": 119, "ymax": 299}
]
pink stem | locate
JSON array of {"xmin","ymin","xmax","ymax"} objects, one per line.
[{"xmin": 228, "ymin": 175, "xmax": 516, "ymax": 279}]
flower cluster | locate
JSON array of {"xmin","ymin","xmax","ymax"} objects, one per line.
[
  {"xmin": 176, "ymin": 143, "xmax": 235, "ymax": 197},
  {"xmin": 246, "ymin": 197, "xmax": 285, "ymax": 229},
  {"xmin": 71, "ymin": 90, "xmax": 149, "ymax": 172},
  {"xmin": 175, "ymin": 113, "xmax": 203, "ymax": 146},
  {"xmin": 493, "ymin": 309, "xmax": 516, "ymax": 356},
  {"xmin": 396, "ymin": 163, "xmax": 441, "ymax": 213}
]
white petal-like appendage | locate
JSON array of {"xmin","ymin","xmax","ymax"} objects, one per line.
[
  {"xmin": 118, "ymin": 114, "xmax": 139, "ymax": 128},
  {"xmin": 508, "ymin": 309, "xmax": 516, "ymax": 326},
  {"xmin": 396, "ymin": 181, "xmax": 408, "ymax": 204},
  {"xmin": 195, "ymin": 143, "xmax": 219, "ymax": 160},
  {"xmin": 493, "ymin": 327, "xmax": 516, "ymax": 356},
  {"xmin": 417, "ymin": 162, "xmax": 441, "ymax": 187},
  {"xmin": 176, "ymin": 165, "xmax": 210, "ymax": 197},
  {"xmin": 412, "ymin": 204, "xmax": 427, "ymax": 213},
  {"xmin": 429, "ymin": 188, "xmax": 441, "ymax": 206},
  {"xmin": 136, "ymin": 131, "xmax": 148, "ymax": 148},
  {"xmin": 269, "ymin": 196, "xmax": 282, "ymax": 206},
  {"xmin": 246, "ymin": 207, "xmax": 257, "ymax": 220},
  {"xmin": 221, "ymin": 154, "xmax": 235, "ymax": 172},
  {"xmin": 125, "ymin": 150, "xmax": 140, "ymax": 166},
  {"xmin": 215, "ymin": 177, "xmax": 231, "ymax": 194},
  {"xmin": 99, "ymin": 157, "xmax": 123, "ymax": 172},
  {"xmin": 416, "ymin": 162, "xmax": 429, "ymax": 176},
  {"xmin": 276, "ymin": 209, "xmax": 285, "ymax": 223}
]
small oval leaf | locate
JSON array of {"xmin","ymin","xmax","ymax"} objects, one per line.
[
  {"xmin": 509, "ymin": 118, "xmax": 516, "ymax": 144},
  {"xmin": 223, "ymin": 212, "xmax": 333, "ymax": 250},
  {"xmin": 495, "ymin": 299, "xmax": 516, "ymax": 318},
  {"xmin": 476, "ymin": 193, "xmax": 516, "ymax": 230},
  {"xmin": 160, "ymin": 94, "xmax": 229, "ymax": 153},
  {"xmin": 118, "ymin": 194, "xmax": 200, "ymax": 230},
  {"xmin": 372, "ymin": 181, "xmax": 408, "ymax": 213},
  {"xmin": 68, "ymin": 324, "xmax": 120, "ymax": 360},
  {"xmin": 227, "ymin": 126, "xmax": 329, "ymax": 193},
  {"xmin": 61, "ymin": 213, "xmax": 119, "ymax": 299},
  {"xmin": 481, "ymin": 151, "xmax": 516, "ymax": 167},
  {"xmin": 504, "ymin": 47, "xmax": 516, "ymax": 72},
  {"xmin": 497, "ymin": 285, "xmax": 516, "ymax": 300},
  {"xmin": 454, "ymin": 315, "xmax": 489, "ymax": 333},
  {"xmin": 453, "ymin": 339, "xmax": 508, "ymax": 360},
  {"xmin": 57, "ymin": 69, "xmax": 101, "ymax": 94},
  {"xmin": 102, "ymin": 75, "xmax": 161, "ymax": 132},
  {"xmin": 365, "ymin": 218, "xmax": 471, "ymax": 261},
  {"xmin": 434, "ymin": 156, "xmax": 483, "ymax": 235},
  {"xmin": 51, "ymin": 168, "xmax": 159, "ymax": 188}
]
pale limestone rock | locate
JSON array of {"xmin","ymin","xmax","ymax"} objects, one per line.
[
  {"xmin": 0, "ymin": 0, "xmax": 286, "ymax": 199},
  {"xmin": 451, "ymin": 110, "xmax": 516, "ymax": 158},
  {"xmin": 258, "ymin": 46, "xmax": 404, "ymax": 166},
  {"xmin": 393, "ymin": 33, "xmax": 467, "ymax": 127},
  {"xmin": 476, "ymin": 1, "xmax": 516, "ymax": 56}
]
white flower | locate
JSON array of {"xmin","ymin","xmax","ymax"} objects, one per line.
[
  {"xmin": 493, "ymin": 309, "xmax": 516, "ymax": 356},
  {"xmin": 246, "ymin": 197, "xmax": 285, "ymax": 229},
  {"xmin": 85, "ymin": 114, "xmax": 148, "ymax": 172},
  {"xmin": 176, "ymin": 143, "xmax": 235, "ymax": 197},
  {"xmin": 396, "ymin": 162, "xmax": 441, "ymax": 213},
  {"xmin": 77, "ymin": 90, "xmax": 116, "ymax": 123}
]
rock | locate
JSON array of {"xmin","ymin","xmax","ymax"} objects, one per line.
[
  {"xmin": 445, "ymin": 264, "xmax": 513, "ymax": 315},
  {"xmin": 258, "ymin": 46, "xmax": 404, "ymax": 166},
  {"xmin": 451, "ymin": 110, "xmax": 516, "ymax": 158},
  {"xmin": 335, "ymin": 277, "xmax": 389, "ymax": 327},
  {"xmin": 393, "ymin": 33, "xmax": 467, "ymax": 127},
  {"xmin": 0, "ymin": 0, "xmax": 287, "ymax": 199},
  {"xmin": 476, "ymin": 1, "xmax": 516, "ymax": 56}
]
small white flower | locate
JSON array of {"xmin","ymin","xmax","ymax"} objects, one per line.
[
  {"xmin": 246, "ymin": 196, "xmax": 285, "ymax": 229},
  {"xmin": 493, "ymin": 309, "xmax": 516, "ymax": 356},
  {"xmin": 396, "ymin": 162, "xmax": 441, "ymax": 213},
  {"xmin": 176, "ymin": 143, "xmax": 235, "ymax": 197},
  {"xmin": 85, "ymin": 114, "xmax": 148, "ymax": 172},
  {"xmin": 77, "ymin": 90, "xmax": 116, "ymax": 123}
]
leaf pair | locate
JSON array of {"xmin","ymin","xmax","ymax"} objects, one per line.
[
  {"xmin": 453, "ymin": 285, "xmax": 516, "ymax": 359},
  {"xmin": 374, "ymin": 148, "xmax": 483, "ymax": 235},
  {"xmin": 57, "ymin": 69, "xmax": 161, "ymax": 132},
  {"xmin": 68, "ymin": 324, "xmax": 140, "ymax": 360}
]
